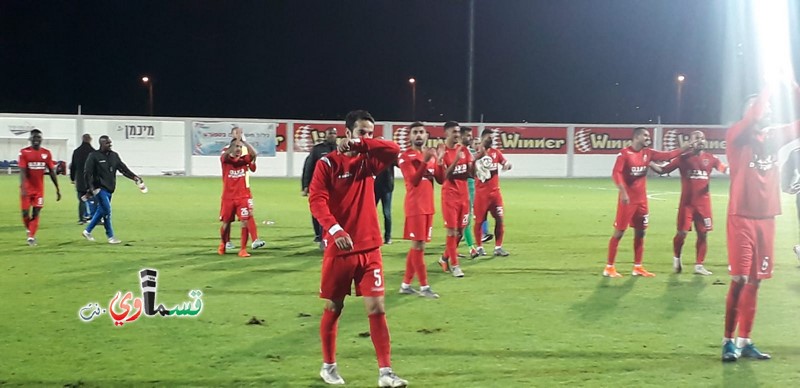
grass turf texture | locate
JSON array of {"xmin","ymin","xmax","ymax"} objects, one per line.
[{"xmin": 1, "ymin": 175, "xmax": 800, "ymax": 387}]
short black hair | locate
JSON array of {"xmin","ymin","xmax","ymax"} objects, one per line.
[
  {"xmin": 460, "ymin": 126, "xmax": 472, "ymax": 134},
  {"xmin": 409, "ymin": 121, "xmax": 424, "ymax": 129},
  {"xmin": 99, "ymin": 135, "xmax": 110, "ymax": 143},
  {"xmin": 30, "ymin": 129, "xmax": 42, "ymax": 136},
  {"xmin": 633, "ymin": 127, "xmax": 648, "ymax": 136},
  {"xmin": 481, "ymin": 129, "xmax": 493, "ymax": 138},
  {"xmin": 444, "ymin": 121, "xmax": 459, "ymax": 131},
  {"xmin": 345, "ymin": 110, "xmax": 375, "ymax": 130},
  {"xmin": 325, "ymin": 126, "xmax": 338, "ymax": 134}
]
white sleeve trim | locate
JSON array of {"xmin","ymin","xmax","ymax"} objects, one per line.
[{"xmin": 328, "ymin": 224, "xmax": 344, "ymax": 235}]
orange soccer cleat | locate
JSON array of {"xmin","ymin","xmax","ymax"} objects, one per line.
[
  {"xmin": 632, "ymin": 266, "xmax": 656, "ymax": 277},
  {"xmin": 238, "ymin": 249, "xmax": 251, "ymax": 258},
  {"xmin": 218, "ymin": 243, "xmax": 226, "ymax": 255},
  {"xmin": 602, "ymin": 266, "xmax": 623, "ymax": 278}
]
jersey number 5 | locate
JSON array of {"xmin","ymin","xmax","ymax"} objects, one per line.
[{"xmin": 373, "ymin": 269, "xmax": 382, "ymax": 287}]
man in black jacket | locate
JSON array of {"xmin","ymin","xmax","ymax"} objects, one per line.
[
  {"xmin": 81, "ymin": 135, "xmax": 142, "ymax": 244},
  {"xmin": 70, "ymin": 134, "xmax": 95, "ymax": 224},
  {"xmin": 375, "ymin": 161, "xmax": 395, "ymax": 245},
  {"xmin": 782, "ymin": 147, "xmax": 800, "ymax": 262},
  {"xmin": 301, "ymin": 127, "xmax": 338, "ymax": 246}
]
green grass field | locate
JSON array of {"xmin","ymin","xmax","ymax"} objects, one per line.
[{"xmin": 2, "ymin": 174, "xmax": 800, "ymax": 387}]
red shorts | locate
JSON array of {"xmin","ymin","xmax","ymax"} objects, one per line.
[
  {"xmin": 319, "ymin": 248, "xmax": 385, "ymax": 300},
  {"xmin": 404, "ymin": 214, "xmax": 433, "ymax": 242},
  {"xmin": 474, "ymin": 190, "xmax": 504, "ymax": 223},
  {"xmin": 613, "ymin": 202, "xmax": 649, "ymax": 230},
  {"xmin": 219, "ymin": 197, "xmax": 253, "ymax": 222},
  {"xmin": 727, "ymin": 215, "xmax": 774, "ymax": 280},
  {"xmin": 677, "ymin": 203, "xmax": 713, "ymax": 232},
  {"xmin": 21, "ymin": 193, "xmax": 44, "ymax": 210},
  {"xmin": 442, "ymin": 196, "xmax": 469, "ymax": 229}
]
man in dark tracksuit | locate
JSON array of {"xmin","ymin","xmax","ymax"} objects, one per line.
[
  {"xmin": 301, "ymin": 127, "xmax": 338, "ymax": 246},
  {"xmin": 375, "ymin": 160, "xmax": 395, "ymax": 245},
  {"xmin": 82, "ymin": 135, "xmax": 142, "ymax": 244},
  {"xmin": 782, "ymin": 147, "xmax": 800, "ymax": 261},
  {"xmin": 70, "ymin": 133, "xmax": 95, "ymax": 223}
]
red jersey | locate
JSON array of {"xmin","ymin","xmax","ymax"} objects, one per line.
[
  {"xmin": 309, "ymin": 138, "xmax": 399, "ymax": 256},
  {"xmin": 436, "ymin": 144, "xmax": 473, "ymax": 199},
  {"xmin": 727, "ymin": 91, "xmax": 800, "ymax": 218},
  {"xmin": 612, "ymin": 146, "xmax": 683, "ymax": 204},
  {"xmin": 662, "ymin": 151, "xmax": 726, "ymax": 206},
  {"xmin": 475, "ymin": 147, "xmax": 507, "ymax": 194},
  {"xmin": 220, "ymin": 154, "xmax": 252, "ymax": 200},
  {"xmin": 398, "ymin": 148, "xmax": 436, "ymax": 216},
  {"xmin": 19, "ymin": 146, "xmax": 55, "ymax": 195}
]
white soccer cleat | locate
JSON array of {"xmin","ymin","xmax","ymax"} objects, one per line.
[
  {"xmin": 320, "ymin": 364, "xmax": 345, "ymax": 385},
  {"xmin": 378, "ymin": 369, "xmax": 409, "ymax": 387},
  {"xmin": 794, "ymin": 245, "xmax": 800, "ymax": 263},
  {"xmin": 251, "ymin": 239, "xmax": 266, "ymax": 250},
  {"xmin": 694, "ymin": 265, "xmax": 712, "ymax": 276},
  {"xmin": 225, "ymin": 241, "xmax": 235, "ymax": 251},
  {"xmin": 82, "ymin": 230, "xmax": 95, "ymax": 242},
  {"xmin": 451, "ymin": 265, "xmax": 465, "ymax": 278},
  {"xmin": 108, "ymin": 237, "xmax": 122, "ymax": 244},
  {"xmin": 673, "ymin": 256, "xmax": 682, "ymax": 273},
  {"xmin": 26, "ymin": 237, "xmax": 36, "ymax": 246}
]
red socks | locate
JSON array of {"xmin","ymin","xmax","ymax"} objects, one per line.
[
  {"xmin": 673, "ymin": 233, "xmax": 686, "ymax": 258},
  {"xmin": 413, "ymin": 249, "xmax": 428, "ymax": 286},
  {"xmin": 696, "ymin": 234, "xmax": 707, "ymax": 265},
  {"xmin": 724, "ymin": 281, "xmax": 744, "ymax": 338},
  {"xmin": 474, "ymin": 221, "xmax": 483, "ymax": 247},
  {"xmin": 607, "ymin": 236, "xmax": 621, "ymax": 266},
  {"xmin": 223, "ymin": 223, "xmax": 231, "ymax": 243},
  {"xmin": 240, "ymin": 227, "xmax": 248, "ymax": 250},
  {"xmin": 495, "ymin": 222, "xmax": 504, "ymax": 246},
  {"xmin": 247, "ymin": 218, "xmax": 259, "ymax": 241},
  {"xmin": 402, "ymin": 250, "xmax": 415, "ymax": 284},
  {"xmin": 737, "ymin": 283, "xmax": 759, "ymax": 338},
  {"xmin": 28, "ymin": 217, "xmax": 40, "ymax": 238},
  {"xmin": 446, "ymin": 235, "xmax": 459, "ymax": 266},
  {"xmin": 320, "ymin": 309, "xmax": 341, "ymax": 364},
  {"xmin": 633, "ymin": 236, "xmax": 644, "ymax": 265},
  {"xmin": 368, "ymin": 312, "xmax": 392, "ymax": 368}
]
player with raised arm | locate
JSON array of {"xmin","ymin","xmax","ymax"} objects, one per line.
[
  {"xmin": 660, "ymin": 130, "xmax": 727, "ymax": 276},
  {"xmin": 720, "ymin": 80, "xmax": 800, "ymax": 362},
  {"xmin": 19, "ymin": 129, "xmax": 61, "ymax": 246},
  {"xmin": 603, "ymin": 127, "xmax": 693, "ymax": 278},
  {"xmin": 219, "ymin": 139, "xmax": 257, "ymax": 257},
  {"xmin": 397, "ymin": 122, "xmax": 440, "ymax": 298},
  {"xmin": 435, "ymin": 121, "xmax": 473, "ymax": 278},
  {"xmin": 309, "ymin": 110, "xmax": 407, "ymax": 387},
  {"xmin": 473, "ymin": 128, "xmax": 512, "ymax": 257}
]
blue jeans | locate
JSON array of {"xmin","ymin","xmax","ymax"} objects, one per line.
[
  {"xmin": 86, "ymin": 189, "xmax": 114, "ymax": 238},
  {"xmin": 77, "ymin": 190, "xmax": 96, "ymax": 221}
]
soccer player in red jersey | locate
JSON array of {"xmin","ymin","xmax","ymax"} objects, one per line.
[
  {"xmin": 219, "ymin": 139, "xmax": 256, "ymax": 258},
  {"xmin": 19, "ymin": 129, "xmax": 61, "ymax": 246},
  {"xmin": 435, "ymin": 121, "xmax": 473, "ymax": 278},
  {"xmin": 660, "ymin": 130, "xmax": 727, "ymax": 276},
  {"xmin": 473, "ymin": 128, "xmax": 513, "ymax": 257},
  {"xmin": 308, "ymin": 110, "xmax": 407, "ymax": 387},
  {"xmin": 721, "ymin": 83, "xmax": 800, "ymax": 362},
  {"xmin": 603, "ymin": 127, "xmax": 693, "ymax": 278},
  {"xmin": 397, "ymin": 122, "xmax": 440, "ymax": 299},
  {"xmin": 218, "ymin": 127, "xmax": 265, "ymax": 254}
]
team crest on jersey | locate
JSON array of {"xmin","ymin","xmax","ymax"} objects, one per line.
[
  {"xmin": 643, "ymin": 154, "xmax": 648, "ymax": 162},
  {"xmin": 702, "ymin": 159, "xmax": 709, "ymax": 166},
  {"xmin": 42, "ymin": 154, "xmax": 48, "ymax": 159}
]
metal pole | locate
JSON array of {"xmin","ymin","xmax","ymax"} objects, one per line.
[
  {"xmin": 412, "ymin": 83, "xmax": 416, "ymax": 120},
  {"xmin": 467, "ymin": 0, "xmax": 475, "ymax": 121},
  {"xmin": 148, "ymin": 83, "xmax": 154, "ymax": 116}
]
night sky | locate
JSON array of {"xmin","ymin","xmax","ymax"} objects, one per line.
[{"xmin": 1, "ymin": 0, "xmax": 798, "ymax": 124}]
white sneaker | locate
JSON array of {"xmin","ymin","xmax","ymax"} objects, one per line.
[
  {"xmin": 794, "ymin": 245, "xmax": 800, "ymax": 262},
  {"xmin": 451, "ymin": 265, "xmax": 465, "ymax": 278},
  {"xmin": 378, "ymin": 369, "xmax": 408, "ymax": 387},
  {"xmin": 108, "ymin": 237, "xmax": 122, "ymax": 244},
  {"xmin": 82, "ymin": 230, "xmax": 95, "ymax": 242},
  {"xmin": 694, "ymin": 265, "xmax": 713, "ymax": 276},
  {"xmin": 319, "ymin": 364, "xmax": 345, "ymax": 385},
  {"xmin": 26, "ymin": 237, "xmax": 37, "ymax": 246},
  {"xmin": 673, "ymin": 256, "xmax": 682, "ymax": 273},
  {"xmin": 225, "ymin": 241, "xmax": 235, "ymax": 251},
  {"xmin": 251, "ymin": 239, "xmax": 266, "ymax": 250}
]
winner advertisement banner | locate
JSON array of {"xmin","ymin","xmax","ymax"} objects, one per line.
[{"xmin": 192, "ymin": 121, "xmax": 277, "ymax": 156}]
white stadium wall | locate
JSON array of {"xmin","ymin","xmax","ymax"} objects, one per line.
[{"xmin": 0, "ymin": 113, "xmax": 751, "ymax": 178}]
